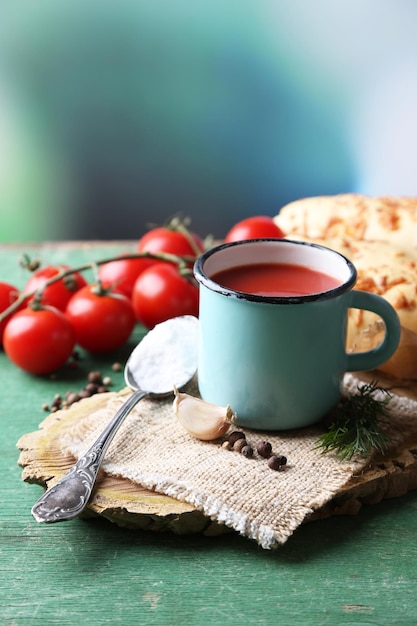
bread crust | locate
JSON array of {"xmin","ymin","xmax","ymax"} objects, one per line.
[
  {"xmin": 275, "ymin": 195, "xmax": 417, "ymax": 378},
  {"xmin": 276, "ymin": 194, "xmax": 417, "ymax": 257}
]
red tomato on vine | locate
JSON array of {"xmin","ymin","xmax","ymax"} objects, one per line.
[
  {"xmin": 224, "ymin": 216, "xmax": 285, "ymax": 242},
  {"xmin": 138, "ymin": 227, "xmax": 204, "ymax": 258},
  {"xmin": 24, "ymin": 265, "xmax": 88, "ymax": 311},
  {"xmin": 66, "ymin": 285, "xmax": 136, "ymax": 353},
  {"xmin": 98, "ymin": 255, "xmax": 154, "ymax": 298},
  {"xmin": 3, "ymin": 306, "xmax": 76, "ymax": 375},
  {"xmin": 131, "ymin": 263, "xmax": 199, "ymax": 329}
]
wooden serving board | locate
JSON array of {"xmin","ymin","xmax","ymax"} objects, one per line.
[{"xmin": 17, "ymin": 372, "xmax": 417, "ymax": 536}]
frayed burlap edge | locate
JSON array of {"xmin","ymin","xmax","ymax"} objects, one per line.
[{"xmin": 57, "ymin": 373, "xmax": 417, "ymax": 549}]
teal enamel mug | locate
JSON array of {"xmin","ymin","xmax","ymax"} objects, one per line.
[{"xmin": 193, "ymin": 238, "xmax": 401, "ymax": 430}]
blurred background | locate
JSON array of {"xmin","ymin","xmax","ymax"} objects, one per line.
[{"xmin": 0, "ymin": 0, "xmax": 416, "ymax": 242}]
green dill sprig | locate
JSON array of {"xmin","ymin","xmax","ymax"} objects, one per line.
[{"xmin": 315, "ymin": 381, "xmax": 392, "ymax": 461}]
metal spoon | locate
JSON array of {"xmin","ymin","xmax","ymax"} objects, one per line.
[{"xmin": 31, "ymin": 315, "xmax": 199, "ymax": 523}]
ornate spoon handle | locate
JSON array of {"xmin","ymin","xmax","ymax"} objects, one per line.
[{"xmin": 31, "ymin": 389, "xmax": 147, "ymax": 523}]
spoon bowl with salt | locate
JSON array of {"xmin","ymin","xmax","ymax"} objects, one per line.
[{"xmin": 31, "ymin": 315, "xmax": 199, "ymax": 523}]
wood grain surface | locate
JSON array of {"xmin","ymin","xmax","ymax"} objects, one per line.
[
  {"xmin": 17, "ymin": 374, "xmax": 417, "ymax": 533},
  {"xmin": 3, "ymin": 242, "xmax": 417, "ymax": 626}
]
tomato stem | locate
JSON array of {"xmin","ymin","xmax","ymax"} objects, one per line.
[
  {"xmin": 29, "ymin": 290, "xmax": 45, "ymax": 311},
  {"xmin": 0, "ymin": 250, "xmax": 192, "ymax": 323},
  {"xmin": 90, "ymin": 263, "xmax": 103, "ymax": 294},
  {"xmin": 167, "ymin": 215, "xmax": 204, "ymax": 257},
  {"xmin": 19, "ymin": 253, "xmax": 41, "ymax": 272}
]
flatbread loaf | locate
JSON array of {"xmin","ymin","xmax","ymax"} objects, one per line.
[
  {"xmin": 275, "ymin": 194, "xmax": 417, "ymax": 257},
  {"xmin": 287, "ymin": 235, "xmax": 417, "ymax": 334},
  {"xmin": 274, "ymin": 195, "xmax": 417, "ymax": 378}
]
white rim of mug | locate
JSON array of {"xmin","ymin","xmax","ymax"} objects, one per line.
[{"xmin": 193, "ymin": 238, "xmax": 357, "ymax": 304}]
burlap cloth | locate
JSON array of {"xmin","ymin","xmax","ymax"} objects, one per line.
[{"xmin": 58, "ymin": 374, "xmax": 417, "ymax": 549}]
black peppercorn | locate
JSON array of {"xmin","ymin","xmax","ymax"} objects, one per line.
[
  {"xmin": 256, "ymin": 440, "xmax": 272, "ymax": 458},
  {"xmin": 51, "ymin": 395, "xmax": 62, "ymax": 409},
  {"xmin": 87, "ymin": 370, "xmax": 103, "ymax": 385},
  {"xmin": 85, "ymin": 382, "xmax": 99, "ymax": 394},
  {"xmin": 78, "ymin": 389, "xmax": 92, "ymax": 399},
  {"xmin": 268, "ymin": 455, "xmax": 280, "ymax": 471},
  {"xmin": 228, "ymin": 431, "xmax": 246, "ymax": 446},
  {"xmin": 267, "ymin": 455, "xmax": 287, "ymax": 471},
  {"xmin": 65, "ymin": 392, "xmax": 81, "ymax": 406},
  {"xmin": 241, "ymin": 445, "xmax": 254, "ymax": 458}
]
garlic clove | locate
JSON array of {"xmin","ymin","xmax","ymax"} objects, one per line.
[{"xmin": 173, "ymin": 386, "xmax": 236, "ymax": 440}]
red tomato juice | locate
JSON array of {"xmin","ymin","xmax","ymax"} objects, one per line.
[{"xmin": 211, "ymin": 263, "xmax": 340, "ymax": 297}]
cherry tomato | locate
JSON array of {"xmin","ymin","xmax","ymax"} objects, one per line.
[
  {"xmin": 132, "ymin": 263, "xmax": 199, "ymax": 329},
  {"xmin": 98, "ymin": 255, "xmax": 155, "ymax": 299},
  {"xmin": 3, "ymin": 306, "xmax": 76, "ymax": 375},
  {"xmin": 224, "ymin": 216, "xmax": 285, "ymax": 243},
  {"xmin": 0, "ymin": 281, "xmax": 21, "ymax": 345},
  {"xmin": 24, "ymin": 265, "xmax": 88, "ymax": 311},
  {"xmin": 66, "ymin": 285, "xmax": 136, "ymax": 353},
  {"xmin": 138, "ymin": 227, "xmax": 205, "ymax": 258}
]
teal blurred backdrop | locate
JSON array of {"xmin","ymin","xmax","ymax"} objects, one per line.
[{"xmin": 0, "ymin": 0, "xmax": 416, "ymax": 242}]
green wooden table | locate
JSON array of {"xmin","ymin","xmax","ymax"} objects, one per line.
[{"xmin": 1, "ymin": 242, "xmax": 417, "ymax": 626}]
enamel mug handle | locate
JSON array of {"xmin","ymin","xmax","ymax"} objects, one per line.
[{"xmin": 346, "ymin": 290, "xmax": 401, "ymax": 372}]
